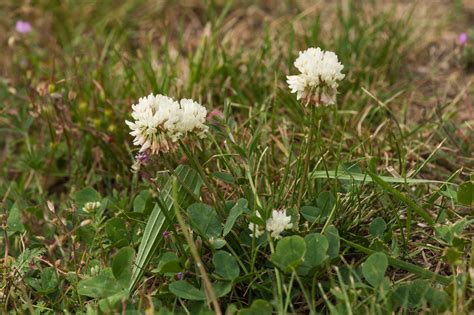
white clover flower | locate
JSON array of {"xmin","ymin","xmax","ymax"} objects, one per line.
[
  {"xmin": 125, "ymin": 94, "xmax": 208, "ymax": 155},
  {"xmin": 266, "ymin": 210, "xmax": 293, "ymax": 239},
  {"xmin": 83, "ymin": 201, "xmax": 101, "ymax": 213},
  {"xmin": 178, "ymin": 99, "xmax": 208, "ymax": 138},
  {"xmin": 287, "ymin": 47, "xmax": 345, "ymax": 105},
  {"xmin": 125, "ymin": 94, "xmax": 182, "ymax": 155}
]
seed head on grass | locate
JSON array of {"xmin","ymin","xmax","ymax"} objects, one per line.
[{"xmin": 287, "ymin": 47, "xmax": 345, "ymax": 105}]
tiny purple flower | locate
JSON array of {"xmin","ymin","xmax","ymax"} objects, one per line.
[
  {"xmin": 162, "ymin": 230, "xmax": 170, "ymax": 238},
  {"xmin": 177, "ymin": 272, "xmax": 183, "ymax": 280},
  {"xmin": 15, "ymin": 20, "xmax": 32, "ymax": 34},
  {"xmin": 135, "ymin": 152, "xmax": 150, "ymax": 164},
  {"xmin": 459, "ymin": 33, "xmax": 468, "ymax": 45}
]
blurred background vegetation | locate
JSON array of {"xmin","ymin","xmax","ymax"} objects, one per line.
[{"xmin": 0, "ymin": 0, "xmax": 472, "ymax": 313}]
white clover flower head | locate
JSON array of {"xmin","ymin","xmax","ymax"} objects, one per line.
[
  {"xmin": 126, "ymin": 94, "xmax": 208, "ymax": 155},
  {"xmin": 266, "ymin": 209, "xmax": 293, "ymax": 239},
  {"xmin": 125, "ymin": 94, "xmax": 182, "ymax": 155},
  {"xmin": 178, "ymin": 99, "xmax": 209, "ymax": 138},
  {"xmin": 248, "ymin": 212, "xmax": 265, "ymax": 238},
  {"xmin": 83, "ymin": 201, "xmax": 101, "ymax": 213},
  {"xmin": 287, "ymin": 47, "xmax": 345, "ymax": 106}
]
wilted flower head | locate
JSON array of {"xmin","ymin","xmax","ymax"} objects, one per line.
[
  {"xmin": 266, "ymin": 210, "xmax": 293, "ymax": 239},
  {"xmin": 16, "ymin": 20, "xmax": 32, "ymax": 34},
  {"xmin": 459, "ymin": 33, "xmax": 468, "ymax": 45},
  {"xmin": 287, "ymin": 47, "xmax": 345, "ymax": 106},
  {"xmin": 125, "ymin": 94, "xmax": 208, "ymax": 156}
]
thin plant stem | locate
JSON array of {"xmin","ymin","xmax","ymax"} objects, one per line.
[
  {"xmin": 321, "ymin": 197, "xmax": 338, "ymax": 234},
  {"xmin": 283, "ymin": 271, "xmax": 295, "ymax": 313},
  {"xmin": 155, "ymin": 193, "xmax": 186, "ymax": 257},
  {"xmin": 179, "ymin": 140, "xmax": 226, "ymax": 216},
  {"xmin": 294, "ymin": 272, "xmax": 315, "ymax": 315},
  {"xmin": 267, "ymin": 235, "xmax": 284, "ymax": 314},
  {"xmin": 452, "ymin": 265, "xmax": 458, "ymax": 315},
  {"xmin": 171, "ymin": 177, "xmax": 222, "ymax": 315},
  {"xmin": 139, "ymin": 158, "xmax": 195, "ymax": 259},
  {"xmin": 335, "ymin": 267, "xmax": 353, "ymax": 315},
  {"xmin": 161, "ymin": 158, "xmax": 201, "ymax": 203},
  {"xmin": 296, "ymin": 102, "xmax": 318, "ymax": 210}
]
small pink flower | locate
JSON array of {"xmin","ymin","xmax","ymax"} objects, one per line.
[
  {"xmin": 15, "ymin": 20, "xmax": 32, "ymax": 34},
  {"xmin": 207, "ymin": 109, "xmax": 224, "ymax": 122},
  {"xmin": 162, "ymin": 230, "xmax": 170, "ymax": 238},
  {"xmin": 459, "ymin": 33, "xmax": 468, "ymax": 45}
]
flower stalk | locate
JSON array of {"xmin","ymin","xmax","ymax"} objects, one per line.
[
  {"xmin": 287, "ymin": 47, "xmax": 344, "ymax": 210},
  {"xmin": 296, "ymin": 101, "xmax": 318, "ymax": 210},
  {"xmin": 178, "ymin": 140, "xmax": 226, "ymax": 217}
]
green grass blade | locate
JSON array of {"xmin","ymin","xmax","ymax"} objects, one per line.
[
  {"xmin": 128, "ymin": 165, "xmax": 202, "ymax": 295},
  {"xmin": 341, "ymin": 238, "xmax": 452, "ymax": 286},
  {"xmin": 311, "ymin": 170, "xmax": 454, "ymax": 185},
  {"xmin": 366, "ymin": 170, "xmax": 435, "ymax": 225}
]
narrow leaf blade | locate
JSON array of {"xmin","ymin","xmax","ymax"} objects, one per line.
[{"xmin": 128, "ymin": 165, "xmax": 202, "ymax": 294}]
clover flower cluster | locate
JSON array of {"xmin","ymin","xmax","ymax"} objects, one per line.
[
  {"xmin": 126, "ymin": 94, "xmax": 208, "ymax": 156},
  {"xmin": 287, "ymin": 47, "xmax": 345, "ymax": 105},
  {"xmin": 249, "ymin": 210, "xmax": 293, "ymax": 240}
]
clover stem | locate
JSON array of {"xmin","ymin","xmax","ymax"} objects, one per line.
[
  {"xmin": 296, "ymin": 94, "xmax": 320, "ymax": 210},
  {"xmin": 178, "ymin": 140, "xmax": 225, "ymax": 217}
]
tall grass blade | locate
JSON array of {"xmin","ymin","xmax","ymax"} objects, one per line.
[
  {"xmin": 366, "ymin": 170, "xmax": 435, "ymax": 225},
  {"xmin": 128, "ymin": 165, "xmax": 203, "ymax": 294},
  {"xmin": 311, "ymin": 170, "xmax": 453, "ymax": 185}
]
